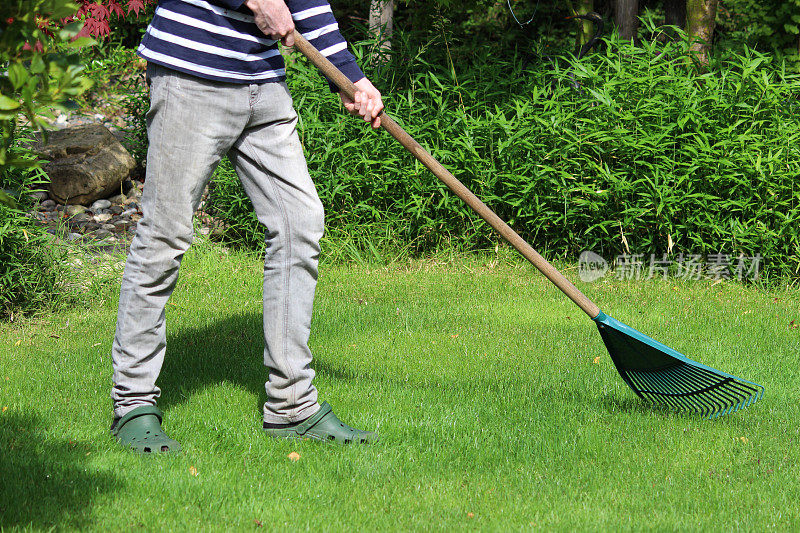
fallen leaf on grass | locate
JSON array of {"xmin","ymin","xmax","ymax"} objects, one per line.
[
  {"xmin": 2, "ymin": 407, "xmax": 7, "ymax": 413},
  {"xmin": 739, "ymin": 437, "xmax": 749, "ymax": 444},
  {"xmin": 49, "ymin": 335, "xmax": 60, "ymax": 339},
  {"xmin": 14, "ymin": 340, "xmax": 21, "ymax": 346},
  {"xmin": 467, "ymin": 512, "xmax": 475, "ymax": 518},
  {"xmin": 92, "ymin": 342, "xmax": 101, "ymax": 347},
  {"xmin": 451, "ymin": 334, "xmax": 459, "ymax": 338},
  {"xmin": 189, "ymin": 466, "xmax": 198, "ymax": 476},
  {"xmin": 254, "ymin": 519, "xmax": 263, "ymax": 527},
  {"xmin": 593, "ymin": 356, "xmax": 601, "ymax": 364},
  {"xmin": 287, "ymin": 452, "xmax": 300, "ymax": 462},
  {"xmin": 790, "ymin": 320, "xmax": 798, "ymax": 330}
]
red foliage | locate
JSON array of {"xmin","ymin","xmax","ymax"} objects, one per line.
[{"xmin": 71, "ymin": 0, "xmax": 154, "ymax": 38}]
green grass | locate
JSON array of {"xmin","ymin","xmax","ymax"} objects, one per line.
[{"xmin": 1, "ymin": 243, "xmax": 799, "ymax": 530}]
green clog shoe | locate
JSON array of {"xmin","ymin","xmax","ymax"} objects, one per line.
[
  {"xmin": 263, "ymin": 402, "xmax": 378, "ymax": 444},
  {"xmin": 110, "ymin": 405, "xmax": 181, "ymax": 454}
]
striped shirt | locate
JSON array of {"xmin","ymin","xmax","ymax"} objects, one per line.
[{"xmin": 137, "ymin": 0, "xmax": 365, "ymax": 85}]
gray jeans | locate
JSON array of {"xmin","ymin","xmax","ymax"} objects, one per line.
[{"xmin": 111, "ymin": 63, "xmax": 322, "ymax": 424}]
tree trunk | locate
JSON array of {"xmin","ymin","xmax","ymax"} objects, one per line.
[
  {"xmin": 368, "ymin": 0, "xmax": 394, "ymax": 56},
  {"xmin": 575, "ymin": 0, "xmax": 594, "ymax": 53},
  {"xmin": 686, "ymin": 0, "xmax": 718, "ymax": 65},
  {"xmin": 664, "ymin": 0, "xmax": 686, "ymax": 28},
  {"xmin": 658, "ymin": 0, "xmax": 686, "ymax": 42},
  {"xmin": 615, "ymin": 0, "xmax": 639, "ymax": 41}
]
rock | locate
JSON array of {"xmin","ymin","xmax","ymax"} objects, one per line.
[
  {"xmin": 32, "ymin": 124, "xmax": 136, "ymax": 206},
  {"xmin": 112, "ymin": 220, "xmax": 129, "ymax": 232},
  {"xmin": 65, "ymin": 205, "xmax": 86, "ymax": 217},
  {"xmin": 82, "ymin": 222, "xmax": 100, "ymax": 233},
  {"xmin": 109, "ymin": 194, "xmax": 126, "ymax": 205},
  {"xmin": 128, "ymin": 186, "xmax": 142, "ymax": 199},
  {"xmin": 94, "ymin": 213, "xmax": 112, "ymax": 223},
  {"xmin": 67, "ymin": 213, "xmax": 90, "ymax": 224},
  {"xmin": 91, "ymin": 199, "xmax": 112, "ymax": 210},
  {"xmin": 123, "ymin": 197, "xmax": 138, "ymax": 206},
  {"xmin": 101, "ymin": 223, "xmax": 116, "ymax": 231},
  {"xmin": 67, "ymin": 232, "xmax": 82, "ymax": 242},
  {"xmin": 110, "ymin": 205, "xmax": 123, "ymax": 215},
  {"xmin": 122, "ymin": 179, "xmax": 133, "ymax": 194},
  {"xmin": 29, "ymin": 190, "xmax": 49, "ymax": 201},
  {"xmin": 93, "ymin": 228, "xmax": 113, "ymax": 239},
  {"xmin": 40, "ymin": 199, "xmax": 56, "ymax": 211}
]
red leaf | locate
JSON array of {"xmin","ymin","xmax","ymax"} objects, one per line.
[
  {"xmin": 109, "ymin": 2, "xmax": 125, "ymax": 16},
  {"xmin": 89, "ymin": 2, "xmax": 110, "ymax": 19},
  {"xmin": 126, "ymin": 0, "xmax": 145, "ymax": 16}
]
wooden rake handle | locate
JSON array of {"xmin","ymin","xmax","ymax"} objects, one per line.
[{"xmin": 292, "ymin": 30, "xmax": 601, "ymax": 319}]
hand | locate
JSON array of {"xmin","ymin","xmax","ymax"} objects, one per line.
[
  {"xmin": 244, "ymin": 0, "xmax": 295, "ymax": 46},
  {"xmin": 340, "ymin": 78, "xmax": 384, "ymax": 129}
]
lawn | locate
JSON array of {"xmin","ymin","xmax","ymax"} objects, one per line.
[{"xmin": 1, "ymin": 243, "xmax": 798, "ymax": 530}]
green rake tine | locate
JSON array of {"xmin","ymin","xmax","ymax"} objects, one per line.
[
  {"xmin": 664, "ymin": 366, "xmax": 734, "ymax": 415},
  {"xmin": 643, "ymin": 369, "xmax": 719, "ymax": 416},
  {"xmin": 650, "ymin": 369, "xmax": 717, "ymax": 415},
  {"xmin": 642, "ymin": 365, "xmax": 747, "ymax": 417},
  {"xmin": 676, "ymin": 365, "xmax": 761, "ymax": 415},
  {"xmin": 631, "ymin": 371, "xmax": 695, "ymax": 412}
]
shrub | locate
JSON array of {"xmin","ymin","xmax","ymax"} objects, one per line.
[
  {"xmin": 0, "ymin": 154, "xmax": 64, "ymax": 318},
  {"xmin": 206, "ymin": 30, "xmax": 800, "ymax": 280},
  {"xmin": 0, "ymin": 0, "xmax": 92, "ymax": 318}
]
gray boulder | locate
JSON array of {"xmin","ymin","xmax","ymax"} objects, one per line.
[{"xmin": 34, "ymin": 124, "xmax": 136, "ymax": 206}]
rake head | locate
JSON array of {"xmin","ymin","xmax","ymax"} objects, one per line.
[{"xmin": 593, "ymin": 312, "xmax": 764, "ymax": 418}]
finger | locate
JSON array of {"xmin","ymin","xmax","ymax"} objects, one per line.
[
  {"xmin": 372, "ymin": 115, "xmax": 381, "ymax": 129},
  {"xmin": 364, "ymin": 99, "xmax": 376, "ymax": 120},
  {"xmin": 283, "ymin": 33, "xmax": 295, "ymax": 47}
]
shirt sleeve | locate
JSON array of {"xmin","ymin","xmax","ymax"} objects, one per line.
[{"xmin": 286, "ymin": 0, "xmax": 366, "ymax": 91}]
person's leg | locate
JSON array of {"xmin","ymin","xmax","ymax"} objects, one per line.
[
  {"xmin": 230, "ymin": 82, "xmax": 378, "ymax": 444},
  {"xmin": 227, "ymin": 81, "xmax": 323, "ymax": 425},
  {"xmin": 111, "ymin": 64, "xmax": 249, "ymax": 420}
]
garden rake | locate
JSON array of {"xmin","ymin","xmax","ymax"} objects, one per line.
[{"xmin": 293, "ymin": 31, "xmax": 764, "ymax": 418}]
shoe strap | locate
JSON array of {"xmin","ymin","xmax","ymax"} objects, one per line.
[
  {"xmin": 114, "ymin": 405, "xmax": 164, "ymax": 433},
  {"xmin": 294, "ymin": 402, "xmax": 332, "ymax": 436}
]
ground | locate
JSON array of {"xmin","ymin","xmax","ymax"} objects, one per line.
[{"xmin": 0, "ymin": 243, "xmax": 798, "ymax": 530}]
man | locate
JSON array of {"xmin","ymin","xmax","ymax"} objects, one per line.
[{"xmin": 109, "ymin": 0, "xmax": 384, "ymax": 453}]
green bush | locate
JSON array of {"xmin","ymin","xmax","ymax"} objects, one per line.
[
  {"xmin": 0, "ymin": 0, "xmax": 92, "ymax": 318},
  {"xmin": 206, "ymin": 30, "xmax": 800, "ymax": 280},
  {"xmin": 0, "ymin": 167, "xmax": 65, "ymax": 318},
  {"xmin": 717, "ymin": 0, "xmax": 800, "ymax": 69}
]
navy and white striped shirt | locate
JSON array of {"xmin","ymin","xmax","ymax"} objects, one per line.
[{"xmin": 138, "ymin": 0, "xmax": 365, "ymax": 85}]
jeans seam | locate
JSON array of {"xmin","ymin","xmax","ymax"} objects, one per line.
[{"xmin": 242, "ymin": 136, "xmax": 297, "ymax": 418}]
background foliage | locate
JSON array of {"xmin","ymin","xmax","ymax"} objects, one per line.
[
  {"xmin": 717, "ymin": 0, "xmax": 800, "ymax": 66},
  {"xmin": 0, "ymin": 0, "xmax": 91, "ymax": 317},
  {"xmin": 208, "ymin": 28, "xmax": 800, "ymax": 281}
]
